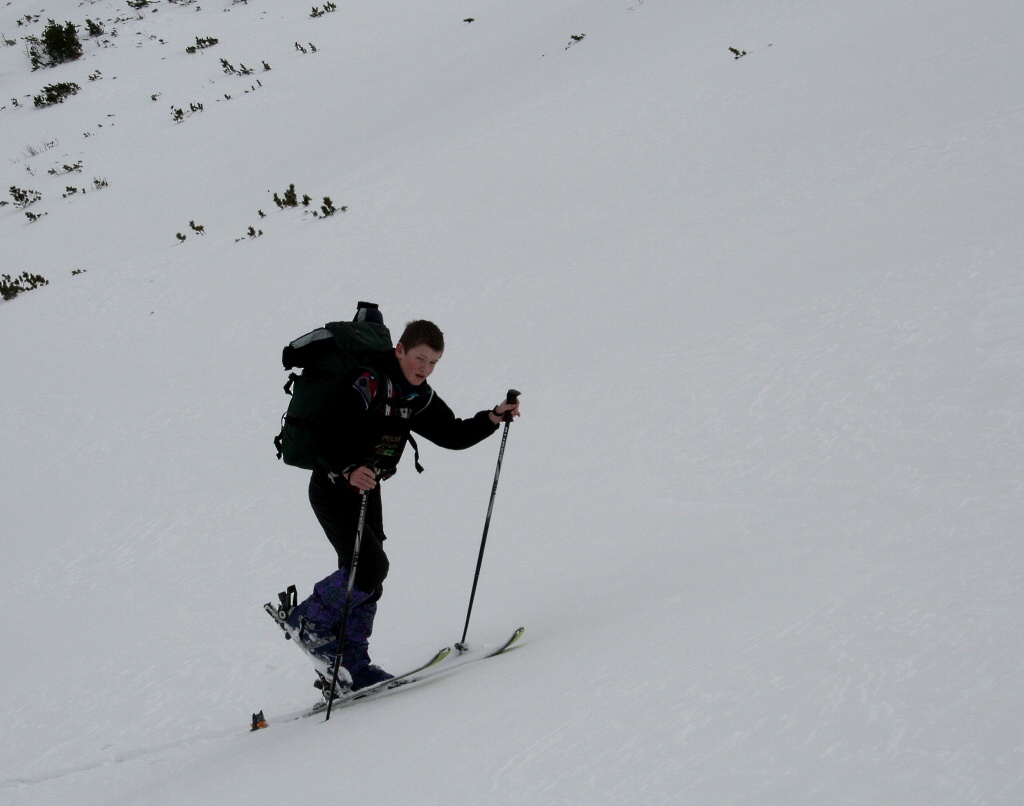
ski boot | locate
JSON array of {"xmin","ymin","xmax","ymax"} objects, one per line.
[{"xmin": 265, "ymin": 585, "xmax": 352, "ymax": 695}]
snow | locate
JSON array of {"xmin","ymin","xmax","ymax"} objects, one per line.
[{"xmin": 1, "ymin": 0, "xmax": 1022, "ymax": 802}]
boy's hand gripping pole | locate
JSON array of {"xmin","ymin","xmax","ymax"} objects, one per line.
[{"xmin": 456, "ymin": 389, "xmax": 520, "ymax": 653}]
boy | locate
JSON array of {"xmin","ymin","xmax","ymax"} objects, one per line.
[{"xmin": 283, "ymin": 308, "xmax": 520, "ymax": 691}]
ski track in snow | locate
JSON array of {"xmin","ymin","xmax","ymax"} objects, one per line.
[{"xmin": 0, "ymin": 728, "xmax": 237, "ymax": 792}]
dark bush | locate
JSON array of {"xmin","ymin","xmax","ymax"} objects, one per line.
[
  {"xmin": 33, "ymin": 82, "xmax": 80, "ymax": 107},
  {"xmin": 2, "ymin": 272, "xmax": 50, "ymax": 301},
  {"xmin": 28, "ymin": 20, "xmax": 82, "ymax": 69}
]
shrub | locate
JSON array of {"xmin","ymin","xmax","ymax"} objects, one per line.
[
  {"xmin": 33, "ymin": 82, "xmax": 81, "ymax": 107},
  {"xmin": 316, "ymin": 197, "xmax": 346, "ymax": 217},
  {"xmin": 171, "ymin": 102, "xmax": 203, "ymax": 122},
  {"xmin": 9, "ymin": 186, "xmax": 42, "ymax": 207},
  {"xmin": 27, "ymin": 20, "xmax": 83, "ymax": 69},
  {"xmin": 311, "ymin": 4, "xmax": 337, "ymax": 18},
  {"xmin": 273, "ymin": 183, "xmax": 299, "ymax": 208},
  {"xmin": 2, "ymin": 272, "xmax": 49, "ymax": 301},
  {"xmin": 185, "ymin": 36, "xmax": 218, "ymax": 54},
  {"xmin": 49, "ymin": 161, "xmax": 83, "ymax": 175}
]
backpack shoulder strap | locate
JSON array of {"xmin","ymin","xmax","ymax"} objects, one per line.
[{"xmin": 350, "ymin": 364, "xmax": 394, "ymax": 412}]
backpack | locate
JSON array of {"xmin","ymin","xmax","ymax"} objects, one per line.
[{"xmin": 274, "ymin": 304, "xmax": 392, "ymax": 471}]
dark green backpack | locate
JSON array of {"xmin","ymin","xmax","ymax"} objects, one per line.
[{"xmin": 274, "ymin": 309, "xmax": 392, "ymax": 471}]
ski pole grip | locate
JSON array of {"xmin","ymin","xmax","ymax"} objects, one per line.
[{"xmin": 504, "ymin": 389, "xmax": 520, "ymax": 423}]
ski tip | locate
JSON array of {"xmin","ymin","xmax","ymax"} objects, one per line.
[
  {"xmin": 458, "ymin": 626, "xmax": 525, "ymax": 657},
  {"xmin": 502, "ymin": 626, "xmax": 526, "ymax": 652},
  {"xmin": 250, "ymin": 710, "xmax": 268, "ymax": 731}
]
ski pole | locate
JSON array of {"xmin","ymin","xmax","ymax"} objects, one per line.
[
  {"xmin": 325, "ymin": 484, "xmax": 370, "ymax": 721},
  {"xmin": 456, "ymin": 389, "xmax": 520, "ymax": 652}
]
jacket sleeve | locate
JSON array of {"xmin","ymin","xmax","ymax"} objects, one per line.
[{"xmin": 411, "ymin": 392, "xmax": 499, "ymax": 450}]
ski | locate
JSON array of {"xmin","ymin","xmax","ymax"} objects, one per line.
[
  {"xmin": 351, "ymin": 626, "xmax": 524, "ymax": 691},
  {"xmin": 456, "ymin": 625, "xmax": 525, "ymax": 658},
  {"xmin": 439, "ymin": 626, "xmax": 526, "ymax": 675},
  {"xmin": 251, "ymin": 645, "xmax": 451, "ymax": 730},
  {"xmin": 304, "ymin": 645, "xmax": 452, "ymax": 715},
  {"xmin": 305, "ymin": 626, "xmax": 523, "ymax": 716},
  {"xmin": 250, "ymin": 626, "xmax": 523, "ymax": 730}
]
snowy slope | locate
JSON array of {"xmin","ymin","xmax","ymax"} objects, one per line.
[{"xmin": 2, "ymin": 0, "xmax": 1023, "ymax": 803}]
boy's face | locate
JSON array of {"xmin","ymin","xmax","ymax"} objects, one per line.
[{"xmin": 395, "ymin": 342, "xmax": 442, "ymax": 386}]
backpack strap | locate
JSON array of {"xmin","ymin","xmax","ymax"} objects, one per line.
[
  {"xmin": 352, "ymin": 371, "xmax": 380, "ymax": 410},
  {"xmin": 355, "ymin": 368, "xmax": 428, "ymax": 474},
  {"xmin": 407, "ymin": 434, "xmax": 424, "ymax": 474}
]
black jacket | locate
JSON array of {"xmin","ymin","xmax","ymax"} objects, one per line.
[{"xmin": 313, "ymin": 353, "xmax": 498, "ymax": 478}]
